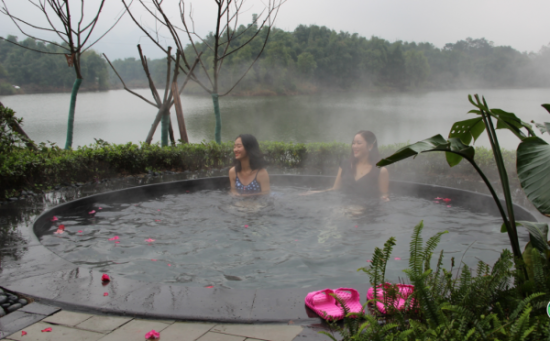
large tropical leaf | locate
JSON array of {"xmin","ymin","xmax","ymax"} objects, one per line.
[
  {"xmin": 446, "ymin": 117, "xmax": 485, "ymax": 166},
  {"xmin": 516, "ymin": 221, "xmax": 549, "ymax": 254},
  {"xmin": 532, "ymin": 121, "xmax": 549, "ymax": 135},
  {"xmin": 468, "ymin": 95, "xmax": 535, "ymax": 140},
  {"xmin": 517, "ymin": 137, "xmax": 550, "ymax": 217},
  {"xmin": 377, "ymin": 135, "xmax": 475, "ymax": 167}
]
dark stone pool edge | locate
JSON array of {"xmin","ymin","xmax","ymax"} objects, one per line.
[{"xmin": 0, "ymin": 175, "xmax": 538, "ymax": 324}]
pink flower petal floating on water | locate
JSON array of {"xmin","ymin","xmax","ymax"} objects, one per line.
[
  {"xmin": 103, "ymin": 292, "xmax": 109, "ymax": 296},
  {"xmin": 115, "ymin": 241, "xmax": 120, "ymax": 244},
  {"xmin": 151, "ymin": 259, "xmax": 157, "ymax": 261},
  {"xmin": 355, "ymin": 225, "xmax": 358, "ymax": 228},
  {"xmin": 167, "ymin": 264, "xmax": 172, "ymax": 267},
  {"xmin": 89, "ymin": 210, "xmax": 96, "ymax": 214},
  {"xmin": 54, "ymin": 229, "xmax": 64, "ymax": 235},
  {"xmin": 108, "ymin": 236, "xmax": 120, "ymax": 241},
  {"xmin": 435, "ymin": 197, "xmax": 443, "ymax": 200},
  {"xmin": 78, "ymin": 230, "xmax": 83, "ymax": 233},
  {"xmin": 366, "ymin": 260, "xmax": 372, "ymax": 263},
  {"xmin": 244, "ymin": 225, "xmax": 249, "ymax": 228},
  {"xmin": 145, "ymin": 238, "xmax": 156, "ymax": 243},
  {"xmin": 443, "ymin": 198, "xmax": 451, "ymax": 203},
  {"xmin": 98, "ymin": 207, "xmax": 103, "ymax": 210},
  {"xmin": 394, "ymin": 257, "xmax": 401, "ymax": 260},
  {"xmin": 205, "ymin": 285, "xmax": 214, "ymax": 288},
  {"xmin": 102, "ymin": 274, "xmax": 110, "ymax": 282},
  {"xmin": 145, "ymin": 330, "xmax": 160, "ymax": 340},
  {"xmin": 155, "ymin": 219, "xmax": 161, "ymax": 222},
  {"xmin": 447, "ymin": 205, "xmax": 452, "ymax": 208},
  {"xmin": 41, "ymin": 328, "xmax": 52, "ymax": 332},
  {"xmin": 434, "ymin": 201, "xmax": 440, "ymax": 204},
  {"xmin": 157, "ymin": 209, "xmax": 161, "ymax": 212},
  {"xmin": 51, "ymin": 216, "xmax": 58, "ymax": 222}
]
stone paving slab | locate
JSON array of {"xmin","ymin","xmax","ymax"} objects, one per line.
[
  {"xmin": 211, "ymin": 324, "xmax": 303, "ymax": 341},
  {"xmin": 96, "ymin": 319, "xmax": 171, "ymax": 341},
  {"xmin": 42, "ymin": 310, "xmax": 93, "ymax": 327},
  {"xmin": 18, "ymin": 303, "xmax": 60, "ymax": 316},
  {"xmin": 0, "ymin": 311, "xmax": 47, "ymax": 335},
  {"xmin": 75, "ymin": 315, "xmax": 132, "ymax": 333},
  {"xmin": 159, "ymin": 322, "xmax": 215, "ymax": 341},
  {"xmin": 7, "ymin": 322, "xmax": 104, "ymax": 341},
  {"xmin": 197, "ymin": 332, "xmax": 246, "ymax": 341}
]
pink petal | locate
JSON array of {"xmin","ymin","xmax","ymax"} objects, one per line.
[
  {"xmin": 394, "ymin": 257, "xmax": 401, "ymax": 260},
  {"xmin": 295, "ymin": 239, "xmax": 298, "ymax": 241},
  {"xmin": 58, "ymin": 224, "xmax": 65, "ymax": 230},
  {"xmin": 443, "ymin": 198, "xmax": 451, "ymax": 202},
  {"xmin": 98, "ymin": 207, "xmax": 103, "ymax": 210},
  {"xmin": 89, "ymin": 210, "xmax": 96, "ymax": 214},
  {"xmin": 435, "ymin": 197, "xmax": 443, "ymax": 200},
  {"xmin": 108, "ymin": 236, "xmax": 120, "ymax": 241},
  {"xmin": 51, "ymin": 216, "xmax": 58, "ymax": 222},
  {"xmin": 447, "ymin": 205, "xmax": 452, "ymax": 208},
  {"xmin": 41, "ymin": 328, "xmax": 52, "ymax": 332},
  {"xmin": 78, "ymin": 230, "xmax": 83, "ymax": 233},
  {"xmin": 145, "ymin": 330, "xmax": 161, "ymax": 339},
  {"xmin": 167, "ymin": 264, "xmax": 171, "ymax": 267},
  {"xmin": 355, "ymin": 225, "xmax": 358, "ymax": 228},
  {"xmin": 22, "ymin": 331, "xmax": 27, "ymax": 336},
  {"xmin": 102, "ymin": 274, "xmax": 110, "ymax": 282},
  {"xmin": 151, "ymin": 259, "xmax": 157, "ymax": 261},
  {"xmin": 157, "ymin": 209, "xmax": 161, "ymax": 211},
  {"xmin": 103, "ymin": 292, "xmax": 109, "ymax": 296},
  {"xmin": 434, "ymin": 201, "xmax": 440, "ymax": 203},
  {"xmin": 206, "ymin": 285, "xmax": 214, "ymax": 288},
  {"xmin": 54, "ymin": 229, "xmax": 64, "ymax": 234},
  {"xmin": 155, "ymin": 219, "xmax": 161, "ymax": 222},
  {"xmin": 115, "ymin": 241, "xmax": 120, "ymax": 244},
  {"xmin": 145, "ymin": 238, "xmax": 156, "ymax": 243},
  {"xmin": 366, "ymin": 260, "xmax": 372, "ymax": 263},
  {"xmin": 244, "ymin": 225, "xmax": 249, "ymax": 228}
]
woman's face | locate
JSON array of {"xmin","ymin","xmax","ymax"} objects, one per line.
[
  {"xmin": 234, "ymin": 137, "xmax": 247, "ymax": 160},
  {"xmin": 352, "ymin": 134, "xmax": 370, "ymax": 159}
]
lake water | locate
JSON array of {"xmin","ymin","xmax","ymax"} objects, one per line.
[{"xmin": 1, "ymin": 88, "xmax": 549, "ymax": 149}]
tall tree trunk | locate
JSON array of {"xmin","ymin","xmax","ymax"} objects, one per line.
[
  {"xmin": 64, "ymin": 78, "xmax": 83, "ymax": 149},
  {"xmin": 168, "ymin": 116, "xmax": 176, "ymax": 145},
  {"xmin": 146, "ymin": 106, "xmax": 166, "ymax": 144},
  {"xmin": 161, "ymin": 111, "xmax": 169, "ymax": 147},
  {"xmin": 211, "ymin": 93, "xmax": 221, "ymax": 144}
]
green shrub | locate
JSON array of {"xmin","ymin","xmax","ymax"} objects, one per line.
[{"xmin": 322, "ymin": 221, "xmax": 550, "ymax": 341}]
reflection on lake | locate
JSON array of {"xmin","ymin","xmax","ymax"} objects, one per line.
[{"xmin": 1, "ymin": 88, "xmax": 549, "ymax": 149}]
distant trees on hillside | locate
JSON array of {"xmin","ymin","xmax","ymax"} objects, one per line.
[{"xmin": 2, "ymin": 26, "xmax": 550, "ymax": 96}]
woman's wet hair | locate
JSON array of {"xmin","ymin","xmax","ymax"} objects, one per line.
[
  {"xmin": 351, "ymin": 130, "xmax": 381, "ymax": 165},
  {"xmin": 234, "ymin": 134, "xmax": 265, "ymax": 172}
]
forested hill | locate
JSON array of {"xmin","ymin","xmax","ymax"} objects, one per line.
[{"xmin": 1, "ymin": 24, "xmax": 550, "ymax": 96}]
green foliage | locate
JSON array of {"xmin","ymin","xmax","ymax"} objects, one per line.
[
  {"xmin": 0, "ymin": 36, "xmax": 109, "ymax": 92},
  {"xmin": 324, "ymin": 222, "xmax": 550, "ymax": 341},
  {"xmin": 0, "ymin": 105, "xmax": 27, "ymax": 153}
]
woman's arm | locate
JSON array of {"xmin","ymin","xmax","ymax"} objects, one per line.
[
  {"xmin": 379, "ymin": 167, "xmax": 389, "ymax": 201},
  {"xmin": 301, "ymin": 167, "xmax": 343, "ymax": 195},
  {"xmin": 228, "ymin": 167, "xmax": 240, "ymax": 196}
]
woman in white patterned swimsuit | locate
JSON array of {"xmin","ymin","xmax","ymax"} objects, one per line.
[{"xmin": 229, "ymin": 134, "xmax": 270, "ymax": 196}]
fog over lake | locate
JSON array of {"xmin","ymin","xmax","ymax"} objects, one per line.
[{"xmin": 1, "ymin": 88, "xmax": 549, "ymax": 150}]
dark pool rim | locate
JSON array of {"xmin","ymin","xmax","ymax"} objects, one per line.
[{"xmin": 0, "ymin": 175, "xmax": 538, "ymax": 323}]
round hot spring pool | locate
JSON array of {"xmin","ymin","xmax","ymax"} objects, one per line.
[{"xmin": 35, "ymin": 175, "xmax": 533, "ymax": 290}]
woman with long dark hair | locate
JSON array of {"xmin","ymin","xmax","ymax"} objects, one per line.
[
  {"xmin": 303, "ymin": 130, "xmax": 389, "ymax": 200},
  {"xmin": 229, "ymin": 134, "xmax": 270, "ymax": 196}
]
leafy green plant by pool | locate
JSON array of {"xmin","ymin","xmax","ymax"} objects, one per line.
[
  {"xmin": 322, "ymin": 221, "xmax": 550, "ymax": 341},
  {"xmin": 377, "ymin": 95, "xmax": 550, "ymax": 276}
]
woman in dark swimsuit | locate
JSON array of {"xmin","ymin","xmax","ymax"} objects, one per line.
[
  {"xmin": 304, "ymin": 130, "xmax": 389, "ymax": 201},
  {"xmin": 229, "ymin": 134, "xmax": 270, "ymax": 196}
]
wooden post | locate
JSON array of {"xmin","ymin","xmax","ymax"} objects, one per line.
[{"xmin": 171, "ymin": 82, "xmax": 189, "ymax": 143}]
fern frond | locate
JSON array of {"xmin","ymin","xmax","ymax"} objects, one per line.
[{"xmin": 409, "ymin": 220, "xmax": 425, "ymax": 276}]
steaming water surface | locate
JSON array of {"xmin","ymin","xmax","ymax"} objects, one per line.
[
  {"xmin": 1, "ymin": 88, "xmax": 549, "ymax": 149},
  {"xmin": 39, "ymin": 186, "xmax": 524, "ymax": 289}
]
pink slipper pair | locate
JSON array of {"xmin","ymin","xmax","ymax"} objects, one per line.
[
  {"xmin": 366, "ymin": 283, "xmax": 415, "ymax": 314},
  {"xmin": 305, "ymin": 288, "xmax": 363, "ymax": 320}
]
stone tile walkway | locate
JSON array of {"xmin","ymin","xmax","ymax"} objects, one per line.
[{"xmin": 0, "ymin": 305, "xmax": 329, "ymax": 341}]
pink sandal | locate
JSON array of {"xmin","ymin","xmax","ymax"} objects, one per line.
[
  {"xmin": 333, "ymin": 288, "xmax": 363, "ymax": 316},
  {"xmin": 367, "ymin": 283, "xmax": 415, "ymax": 314},
  {"xmin": 305, "ymin": 289, "xmax": 344, "ymax": 321}
]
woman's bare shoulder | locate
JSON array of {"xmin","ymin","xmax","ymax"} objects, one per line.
[{"xmin": 229, "ymin": 167, "xmax": 236, "ymax": 176}]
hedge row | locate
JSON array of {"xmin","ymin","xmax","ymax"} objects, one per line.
[{"xmin": 0, "ymin": 140, "xmax": 515, "ymax": 199}]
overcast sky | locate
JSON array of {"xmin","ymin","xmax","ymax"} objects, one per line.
[{"xmin": 1, "ymin": 0, "xmax": 549, "ymax": 60}]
